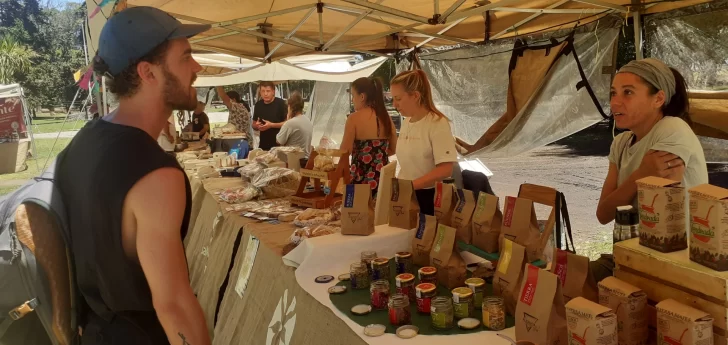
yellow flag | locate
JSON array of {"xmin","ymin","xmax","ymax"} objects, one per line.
[{"xmin": 73, "ymin": 69, "xmax": 82, "ymax": 82}]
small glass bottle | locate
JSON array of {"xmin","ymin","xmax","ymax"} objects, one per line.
[
  {"xmin": 415, "ymin": 283, "xmax": 437, "ymax": 314},
  {"xmin": 465, "ymin": 278, "xmax": 486, "ymax": 310},
  {"xmin": 395, "ymin": 273, "xmax": 416, "ymax": 302},
  {"xmin": 452, "ymin": 287, "xmax": 474, "ymax": 319},
  {"xmin": 418, "ymin": 266, "xmax": 438, "ymax": 285},
  {"xmin": 394, "ymin": 251, "xmax": 413, "ymax": 275},
  {"xmin": 388, "ymin": 293, "xmax": 411, "ymax": 326},
  {"xmin": 361, "ymin": 250, "xmax": 377, "ymax": 276},
  {"xmin": 350, "ymin": 262, "xmax": 370, "ymax": 290},
  {"xmin": 614, "ymin": 205, "xmax": 639, "ymax": 243},
  {"xmin": 482, "ymin": 296, "xmax": 506, "ymax": 330},
  {"xmin": 430, "ymin": 296, "xmax": 455, "ymax": 330},
  {"xmin": 370, "ymin": 279, "xmax": 390, "ymax": 310},
  {"xmin": 371, "ymin": 257, "xmax": 391, "ymax": 281}
]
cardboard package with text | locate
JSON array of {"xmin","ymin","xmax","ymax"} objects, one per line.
[
  {"xmin": 451, "ymin": 189, "xmax": 477, "ymax": 245},
  {"xmin": 472, "ymin": 191, "xmax": 502, "ymax": 253},
  {"xmin": 430, "ymin": 224, "xmax": 466, "ymax": 290},
  {"xmin": 434, "ymin": 181, "xmax": 456, "ymax": 226},
  {"xmin": 389, "ymin": 178, "xmax": 420, "ymax": 230},
  {"xmin": 551, "ymin": 249, "xmax": 599, "ymax": 303},
  {"xmin": 515, "ymin": 264, "xmax": 568, "ymax": 345},
  {"xmin": 412, "ymin": 213, "xmax": 438, "ymax": 267},
  {"xmin": 341, "ymin": 184, "xmax": 375, "ymax": 236},
  {"xmin": 688, "ymin": 183, "xmax": 728, "ymax": 271},
  {"xmin": 598, "ymin": 277, "xmax": 648, "ymax": 345},
  {"xmin": 500, "ymin": 196, "xmax": 544, "ymax": 262},
  {"xmin": 636, "ymin": 176, "xmax": 686, "ymax": 252},
  {"xmin": 493, "ymin": 238, "xmax": 528, "ymax": 315},
  {"xmin": 656, "ymin": 299, "xmax": 713, "ymax": 345},
  {"xmin": 565, "ymin": 297, "xmax": 618, "ymax": 345}
]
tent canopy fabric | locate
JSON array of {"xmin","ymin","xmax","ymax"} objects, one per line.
[
  {"xmin": 0, "ymin": 84, "xmax": 22, "ymax": 98},
  {"xmin": 85, "ymin": 0, "xmax": 711, "ymax": 62}
]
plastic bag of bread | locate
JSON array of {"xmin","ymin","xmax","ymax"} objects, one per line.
[
  {"xmin": 312, "ymin": 137, "xmax": 338, "ymax": 172},
  {"xmin": 252, "ymin": 167, "xmax": 301, "ymax": 189},
  {"xmin": 270, "ymin": 146, "xmax": 304, "ymax": 154},
  {"xmin": 238, "ymin": 162, "xmax": 268, "ymax": 181},
  {"xmin": 293, "ymin": 208, "xmax": 335, "ymax": 227},
  {"xmin": 219, "ymin": 186, "xmax": 260, "ymax": 204},
  {"xmin": 254, "ymin": 152, "xmax": 282, "ymax": 164}
]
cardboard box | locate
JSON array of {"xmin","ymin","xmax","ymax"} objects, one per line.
[
  {"xmin": 566, "ymin": 297, "xmax": 618, "ymax": 345},
  {"xmin": 689, "ymin": 184, "xmax": 728, "ymax": 271},
  {"xmin": 656, "ymin": 299, "xmax": 713, "ymax": 345},
  {"xmin": 598, "ymin": 277, "xmax": 648, "ymax": 345},
  {"xmin": 636, "ymin": 177, "xmax": 686, "ymax": 252}
]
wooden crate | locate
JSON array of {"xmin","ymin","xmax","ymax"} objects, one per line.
[{"xmin": 614, "ymin": 238, "xmax": 728, "ymax": 344}]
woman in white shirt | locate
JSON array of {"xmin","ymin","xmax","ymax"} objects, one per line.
[{"xmin": 391, "ymin": 69, "xmax": 458, "ymax": 215}]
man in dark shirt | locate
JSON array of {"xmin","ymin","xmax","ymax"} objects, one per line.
[
  {"xmin": 191, "ymin": 101, "xmax": 210, "ymax": 136},
  {"xmin": 252, "ymin": 81, "xmax": 287, "ymax": 150}
]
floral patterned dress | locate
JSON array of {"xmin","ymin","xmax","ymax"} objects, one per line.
[{"xmin": 350, "ymin": 121, "xmax": 390, "ymax": 196}]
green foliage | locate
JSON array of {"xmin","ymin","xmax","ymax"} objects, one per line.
[{"xmin": 0, "ymin": 36, "xmax": 37, "ymax": 83}]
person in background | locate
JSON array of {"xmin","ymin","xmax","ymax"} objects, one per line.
[
  {"xmin": 341, "ymin": 77, "xmax": 397, "ymax": 195},
  {"xmin": 276, "ymin": 91, "xmax": 313, "ymax": 157},
  {"xmin": 252, "ymin": 81, "xmax": 287, "ymax": 150},
  {"xmin": 190, "ymin": 101, "xmax": 209, "ymax": 137},
  {"xmin": 216, "ymin": 86, "xmax": 252, "ymax": 144},
  {"xmin": 158, "ymin": 114, "xmax": 177, "ymax": 152},
  {"xmin": 55, "ymin": 7, "xmax": 211, "ymax": 345},
  {"xmin": 391, "ymin": 70, "xmax": 458, "ymax": 216}
]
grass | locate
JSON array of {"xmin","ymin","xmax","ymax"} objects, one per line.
[
  {"xmin": 0, "ymin": 138, "xmax": 72, "ymax": 186},
  {"xmin": 30, "ymin": 116, "xmax": 87, "ymax": 134},
  {"xmin": 0, "ymin": 185, "xmax": 19, "ymax": 197}
]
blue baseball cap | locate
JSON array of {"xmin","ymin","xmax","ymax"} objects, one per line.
[{"xmin": 97, "ymin": 6, "xmax": 210, "ymax": 76}]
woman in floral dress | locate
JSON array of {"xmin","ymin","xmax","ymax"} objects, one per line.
[{"xmin": 340, "ymin": 77, "xmax": 398, "ymax": 195}]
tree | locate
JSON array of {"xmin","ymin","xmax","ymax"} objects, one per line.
[{"xmin": 0, "ymin": 36, "xmax": 37, "ymax": 84}]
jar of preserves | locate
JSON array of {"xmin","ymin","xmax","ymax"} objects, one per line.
[
  {"xmin": 350, "ymin": 262, "xmax": 370, "ymax": 290},
  {"xmin": 483, "ymin": 296, "xmax": 506, "ymax": 330},
  {"xmin": 370, "ymin": 279, "xmax": 390, "ymax": 310},
  {"xmin": 394, "ymin": 251, "xmax": 413, "ymax": 275},
  {"xmin": 465, "ymin": 277, "xmax": 486, "ymax": 309},
  {"xmin": 388, "ymin": 293, "xmax": 411, "ymax": 326},
  {"xmin": 371, "ymin": 257, "xmax": 390, "ymax": 281},
  {"xmin": 415, "ymin": 283, "xmax": 437, "ymax": 314},
  {"xmin": 418, "ymin": 266, "xmax": 437, "ymax": 285},
  {"xmin": 395, "ymin": 273, "xmax": 416, "ymax": 302},
  {"xmin": 430, "ymin": 296, "xmax": 454, "ymax": 330},
  {"xmin": 361, "ymin": 250, "xmax": 377, "ymax": 276},
  {"xmin": 452, "ymin": 287, "xmax": 474, "ymax": 319}
]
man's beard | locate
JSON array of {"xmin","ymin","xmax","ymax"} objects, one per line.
[{"xmin": 163, "ymin": 66, "xmax": 197, "ymax": 111}]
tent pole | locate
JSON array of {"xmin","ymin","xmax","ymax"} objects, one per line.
[
  {"xmin": 101, "ymin": 76, "xmax": 108, "ymax": 116},
  {"xmin": 633, "ymin": 10, "xmax": 644, "ymax": 59}
]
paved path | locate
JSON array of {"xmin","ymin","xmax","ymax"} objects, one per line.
[
  {"xmin": 0, "ymin": 179, "xmax": 29, "ymax": 187},
  {"xmin": 33, "ymin": 131, "xmax": 79, "ymax": 139}
]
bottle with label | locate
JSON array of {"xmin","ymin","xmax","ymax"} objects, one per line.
[{"xmin": 614, "ymin": 205, "xmax": 639, "ymax": 243}]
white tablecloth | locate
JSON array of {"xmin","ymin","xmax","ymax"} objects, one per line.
[{"xmin": 282, "ymin": 224, "xmax": 514, "ymax": 345}]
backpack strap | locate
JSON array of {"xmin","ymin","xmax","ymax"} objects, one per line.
[
  {"xmin": 0, "ymin": 298, "xmax": 39, "ymax": 337},
  {"xmin": 554, "ymin": 191, "xmax": 576, "ymax": 253}
]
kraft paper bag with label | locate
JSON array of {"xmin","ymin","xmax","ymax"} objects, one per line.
[
  {"xmin": 500, "ymin": 196, "xmax": 544, "ymax": 262},
  {"xmin": 551, "ymin": 249, "xmax": 599, "ymax": 303},
  {"xmin": 472, "ymin": 191, "xmax": 502, "ymax": 253},
  {"xmin": 657, "ymin": 299, "xmax": 713, "ymax": 345},
  {"xmin": 389, "ymin": 178, "xmax": 420, "ymax": 230},
  {"xmin": 689, "ymin": 183, "xmax": 728, "ymax": 271},
  {"xmin": 598, "ymin": 277, "xmax": 648, "ymax": 345},
  {"xmin": 493, "ymin": 238, "xmax": 528, "ymax": 315},
  {"xmin": 430, "ymin": 224, "xmax": 466, "ymax": 290},
  {"xmin": 451, "ymin": 189, "xmax": 476, "ymax": 245},
  {"xmin": 434, "ymin": 181, "xmax": 456, "ymax": 226},
  {"xmin": 341, "ymin": 184, "xmax": 375, "ymax": 236},
  {"xmin": 412, "ymin": 213, "xmax": 438, "ymax": 267},
  {"xmin": 636, "ymin": 176, "xmax": 686, "ymax": 253},
  {"xmin": 565, "ymin": 297, "xmax": 618, "ymax": 345},
  {"xmin": 515, "ymin": 264, "xmax": 568, "ymax": 345}
]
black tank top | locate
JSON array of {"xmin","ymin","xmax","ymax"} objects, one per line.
[{"xmin": 56, "ymin": 119, "xmax": 191, "ymax": 344}]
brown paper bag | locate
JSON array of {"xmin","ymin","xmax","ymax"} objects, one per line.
[
  {"xmin": 500, "ymin": 196, "xmax": 544, "ymax": 262},
  {"xmin": 430, "ymin": 224, "xmax": 466, "ymax": 290},
  {"xmin": 493, "ymin": 238, "xmax": 528, "ymax": 315},
  {"xmin": 598, "ymin": 277, "xmax": 648, "ymax": 345},
  {"xmin": 656, "ymin": 299, "xmax": 713, "ymax": 345},
  {"xmin": 551, "ymin": 249, "xmax": 599, "ymax": 303},
  {"xmin": 472, "ymin": 191, "xmax": 502, "ymax": 253},
  {"xmin": 412, "ymin": 213, "xmax": 438, "ymax": 267},
  {"xmin": 565, "ymin": 297, "xmax": 618, "ymax": 345},
  {"xmin": 434, "ymin": 181, "xmax": 455, "ymax": 226},
  {"xmin": 341, "ymin": 184, "xmax": 375, "ymax": 236},
  {"xmin": 688, "ymin": 183, "xmax": 728, "ymax": 271},
  {"xmin": 636, "ymin": 177, "xmax": 686, "ymax": 252},
  {"xmin": 389, "ymin": 178, "xmax": 420, "ymax": 230},
  {"xmin": 451, "ymin": 189, "xmax": 476, "ymax": 245},
  {"xmin": 515, "ymin": 264, "xmax": 568, "ymax": 345}
]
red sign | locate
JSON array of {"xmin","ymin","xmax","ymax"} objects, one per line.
[
  {"xmin": 520, "ymin": 264, "xmax": 540, "ymax": 306},
  {"xmin": 554, "ymin": 249, "xmax": 568, "ymax": 286},
  {"xmin": 503, "ymin": 196, "xmax": 517, "ymax": 227},
  {"xmin": 0, "ymin": 97, "xmax": 26, "ymax": 139}
]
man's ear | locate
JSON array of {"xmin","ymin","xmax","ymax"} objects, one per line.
[{"xmin": 136, "ymin": 61, "xmax": 159, "ymax": 85}]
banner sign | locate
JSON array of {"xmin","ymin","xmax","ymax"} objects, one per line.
[{"xmin": 0, "ymin": 96, "xmax": 27, "ymax": 139}]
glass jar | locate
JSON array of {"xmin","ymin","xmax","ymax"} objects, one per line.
[
  {"xmin": 388, "ymin": 293, "xmax": 411, "ymax": 326},
  {"xmin": 452, "ymin": 287, "xmax": 474, "ymax": 319},
  {"xmin": 395, "ymin": 273, "xmax": 416, "ymax": 302},
  {"xmin": 361, "ymin": 250, "xmax": 377, "ymax": 276},
  {"xmin": 371, "ymin": 257, "xmax": 391, "ymax": 281},
  {"xmin": 465, "ymin": 278, "xmax": 486, "ymax": 309},
  {"xmin": 614, "ymin": 205, "xmax": 639, "ymax": 243},
  {"xmin": 394, "ymin": 251, "xmax": 413, "ymax": 275},
  {"xmin": 370, "ymin": 279, "xmax": 390, "ymax": 310},
  {"xmin": 482, "ymin": 296, "xmax": 506, "ymax": 330},
  {"xmin": 350, "ymin": 262, "xmax": 370, "ymax": 290},
  {"xmin": 415, "ymin": 283, "xmax": 437, "ymax": 314},
  {"xmin": 418, "ymin": 266, "xmax": 437, "ymax": 285},
  {"xmin": 430, "ymin": 296, "xmax": 455, "ymax": 330}
]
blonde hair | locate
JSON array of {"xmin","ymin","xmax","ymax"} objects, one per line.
[{"xmin": 390, "ymin": 69, "xmax": 447, "ymax": 119}]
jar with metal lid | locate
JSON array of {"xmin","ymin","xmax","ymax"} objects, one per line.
[
  {"xmin": 430, "ymin": 296, "xmax": 454, "ymax": 330},
  {"xmin": 482, "ymin": 296, "xmax": 506, "ymax": 330},
  {"xmin": 395, "ymin": 273, "xmax": 416, "ymax": 302},
  {"xmin": 388, "ymin": 293, "xmax": 411, "ymax": 326},
  {"xmin": 394, "ymin": 251, "xmax": 413, "ymax": 275},
  {"xmin": 614, "ymin": 205, "xmax": 639, "ymax": 243},
  {"xmin": 350, "ymin": 262, "xmax": 370, "ymax": 290},
  {"xmin": 465, "ymin": 278, "xmax": 486, "ymax": 309},
  {"xmin": 371, "ymin": 258, "xmax": 390, "ymax": 281},
  {"xmin": 418, "ymin": 266, "xmax": 437, "ymax": 285},
  {"xmin": 361, "ymin": 250, "xmax": 377, "ymax": 276},
  {"xmin": 452, "ymin": 287, "xmax": 474, "ymax": 319},
  {"xmin": 370, "ymin": 279, "xmax": 390, "ymax": 310},
  {"xmin": 415, "ymin": 283, "xmax": 437, "ymax": 314}
]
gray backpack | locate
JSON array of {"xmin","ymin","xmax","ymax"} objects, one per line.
[{"xmin": 0, "ymin": 160, "xmax": 79, "ymax": 345}]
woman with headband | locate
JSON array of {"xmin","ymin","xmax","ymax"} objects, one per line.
[{"xmin": 596, "ymin": 58, "xmax": 708, "ymax": 225}]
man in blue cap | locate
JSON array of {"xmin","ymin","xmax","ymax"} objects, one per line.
[{"xmin": 55, "ymin": 7, "xmax": 211, "ymax": 345}]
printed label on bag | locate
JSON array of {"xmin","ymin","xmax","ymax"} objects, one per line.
[
  {"xmin": 391, "ymin": 179, "xmax": 400, "ymax": 201},
  {"xmin": 503, "ymin": 196, "xmax": 517, "ymax": 227},
  {"xmin": 432, "ymin": 224, "xmax": 446, "ymax": 253},
  {"xmin": 434, "ymin": 182, "xmax": 443, "ymax": 208},
  {"xmin": 519, "ymin": 265, "xmax": 540, "ymax": 306},
  {"xmin": 497, "ymin": 240, "xmax": 513, "ymax": 274},
  {"xmin": 416, "ymin": 213, "xmax": 427, "ymax": 239},
  {"xmin": 473, "ymin": 192, "xmax": 487, "ymax": 218},
  {"xmin": 344, "ymin": 185, "xmax": 355, "ymax": 208},
  {"xmin": 455, "ymin": 189, "xmax": 466, "ymax": 212},
  {"xmin": 554, "ymin": 250, "xmax": 568, "ymax": 286}
]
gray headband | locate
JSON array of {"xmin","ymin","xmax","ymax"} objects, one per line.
[{"xmin": 618, "ymin": 58, "xmax": 676, "ymax": 105}]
